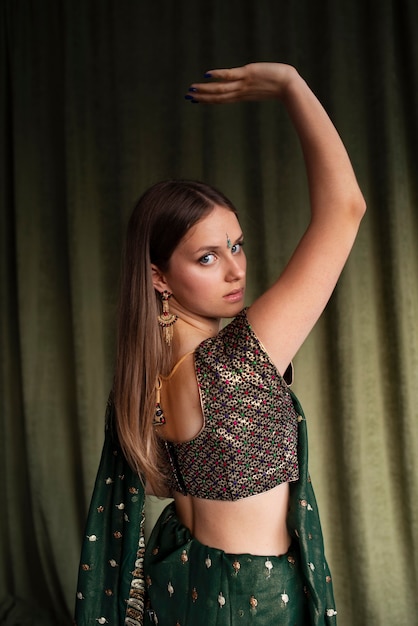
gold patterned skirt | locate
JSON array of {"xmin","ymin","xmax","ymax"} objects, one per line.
[{"xmin": 144, "ymin": 501, "xmax": 309, "ymax": 625}]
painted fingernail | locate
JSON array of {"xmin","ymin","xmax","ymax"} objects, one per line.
[
  {"xmin": 188, "ymin": 87, "xmax": 198, "ymax": 92},
  {"xmin": 184, "ymin": 94, "xmax": 194, "ymax": 100},
  {"xmin": 190, "ymin": 99, "xmax": 199, "ymax": 104},
  {"xmin": 204, "ymin": 72, "xmax": 212, "ymax": 78}
]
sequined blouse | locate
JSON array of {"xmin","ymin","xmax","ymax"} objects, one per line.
[{"xmin": 162, "ymin": 309, "xmax": 299, "ymax": 501}]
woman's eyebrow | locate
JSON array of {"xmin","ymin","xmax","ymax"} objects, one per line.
[{"xmin": 192, "ymin": 233, "xmax": 244, "ymax": 255}]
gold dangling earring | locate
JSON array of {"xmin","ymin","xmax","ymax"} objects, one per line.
[
  {"xmin": 153, "ymin": 376, "xmax": 166, "ymax": 426},
  {"xmin": 157, "ymin": 290, "xmax": 178, "ymax": 345}
]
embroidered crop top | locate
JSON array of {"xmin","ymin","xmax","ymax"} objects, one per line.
[{"xmin": 162, "ymin": 309, "xmax": 299, "ymax": 501}]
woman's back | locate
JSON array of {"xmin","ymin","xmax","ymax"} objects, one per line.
[{"xmin": 158, "ymin": 312, "xmax": 296, "ymax": 556}]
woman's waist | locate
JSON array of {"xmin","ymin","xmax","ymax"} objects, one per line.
[{"xmin": 173, "ymin": 481, "xmax": 291, "ymax": 556}]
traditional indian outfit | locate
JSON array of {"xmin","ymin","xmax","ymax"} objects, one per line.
[{"xmin": 75, "ymin": 311, "xmax": 337, "ymax": 625}]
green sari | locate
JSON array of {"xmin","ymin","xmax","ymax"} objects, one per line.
[{"xmin": 74, "ymin": 392, "xmax": 337, "ymax": 625}]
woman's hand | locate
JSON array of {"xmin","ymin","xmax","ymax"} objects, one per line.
[{"xmin": 186, "ymin": 62, "xmax": 299, "ymax": 104}]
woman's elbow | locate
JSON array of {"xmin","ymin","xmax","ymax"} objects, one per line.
[
  {"xmin": 357, "ymin": 193, "xmax": 367, "ymax": 219},
  {"xmin": 349, "ymin": 189, "xmax": 367, "ymax": 224}
]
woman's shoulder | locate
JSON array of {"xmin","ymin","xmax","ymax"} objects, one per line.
[
  {"xmin": 195, "ymin": 308, "xmax": 294, "ymax": 385},
  {"xmin": 195, "ymin": 308, "xmax": 273, "ymax": 368},
  {"xmin": 196, "ymin": 308, "xmax": 250, "ymax": 352}
]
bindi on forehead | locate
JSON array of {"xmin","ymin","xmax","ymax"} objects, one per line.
[{"xmin": 177, "ymin": 207, "xmax": 242, "ymax": 252}]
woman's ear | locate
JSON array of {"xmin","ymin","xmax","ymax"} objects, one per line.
[{"xmin": 151, "ymin": 264, "xmax": 170, "ymax": 293}]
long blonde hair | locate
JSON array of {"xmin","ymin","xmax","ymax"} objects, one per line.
[{"xmin": 113, "ymin": 180, "xmax": 237, "ymax": 490}]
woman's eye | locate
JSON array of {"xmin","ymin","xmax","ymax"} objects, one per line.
[
  {"xmin": 231, "ymin": 242, "xmax": 244, "ymax": 255},
  {"xmin": 199, "ymin": 253, "xmax": 216, "ymax": 265}
]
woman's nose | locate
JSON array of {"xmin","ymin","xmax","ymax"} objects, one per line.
[{"xmin": 225, "ymin": 255, "xmax": 246, "ymax": 281}]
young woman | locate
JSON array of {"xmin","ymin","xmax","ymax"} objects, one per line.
[{"xmin": 75, "ymin": 63, "xmax": 365, "ymax": 626}]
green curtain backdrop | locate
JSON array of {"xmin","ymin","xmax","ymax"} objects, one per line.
[{"xmin": 1, "ymin": 1, "xmax": 417, "ymax": 624}]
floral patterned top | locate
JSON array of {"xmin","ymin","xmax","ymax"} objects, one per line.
[{"xmin": 163, "ymin": 309, "xmax": 299, "ymax": 500}]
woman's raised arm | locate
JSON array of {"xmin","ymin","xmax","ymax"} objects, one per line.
[{"xmin": 187, "ymin": 63, "xmax": 366, "ymax": 373}]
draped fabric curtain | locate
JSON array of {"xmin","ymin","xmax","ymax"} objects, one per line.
[{"xmin": 1, "ymin": 1, "xmax": 417, "ymax": 624}]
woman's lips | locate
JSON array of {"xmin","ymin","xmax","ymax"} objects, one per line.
[{"xmin": 223, "ymin": 288, "xmax": 244, "ymax": 303}]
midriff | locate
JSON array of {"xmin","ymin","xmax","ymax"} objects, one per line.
[{"xmin": 173, "ymin": 480, "xmax": 291, "ymax": 556}]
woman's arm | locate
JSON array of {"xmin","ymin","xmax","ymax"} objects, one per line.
[{"xmin": 188, "ymin": 63, "xmax": 366, "ymax": 373}]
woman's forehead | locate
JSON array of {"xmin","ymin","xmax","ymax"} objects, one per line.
[{"xmin": 180, "ymin": 205, "xmax": 242, "ymax": 249}]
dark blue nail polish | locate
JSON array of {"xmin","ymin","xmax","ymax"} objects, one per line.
[
  {"xmin": 184, "ymin": 94, "xmax": 194, "ymax": 100},
  {"xmin": 188, "ymin": 87, "xmax": 198, "ymax": 92},
  {"xmin": 204, "ymin": 72, "xmax": 212, "ymax": 79}
]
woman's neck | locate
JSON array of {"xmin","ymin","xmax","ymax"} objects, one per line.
[{"xmin": 171, "ymin": 315, "xmax": 221, "ymax": 361}]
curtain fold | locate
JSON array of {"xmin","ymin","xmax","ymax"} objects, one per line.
[{"xmin": 1, "ymin": 1, "xmax": 417, "ymax": 624}]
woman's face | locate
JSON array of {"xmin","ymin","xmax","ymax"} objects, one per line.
[{"xmin": 156, "ymin": 205, "xmax": 246, "ymax": 322}]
